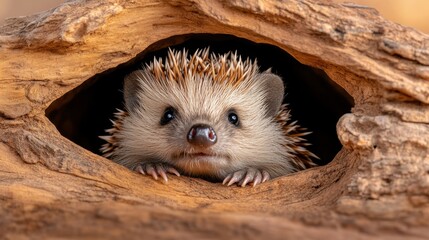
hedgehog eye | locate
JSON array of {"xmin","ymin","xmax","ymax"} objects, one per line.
[
  {"xmin": 160, "ymin": 107, "xmax": 176, "ymax": 125},
  {"xmin": 227, "ymin": 111, "xmax": 239, "ymax": 126}
]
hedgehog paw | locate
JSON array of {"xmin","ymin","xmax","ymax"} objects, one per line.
[
  {"xmin": 222, "ymin": 168, "xmax": 270, "ymax": 187},
  {"xmin": 134, "ymin": 163, "xmax": 180, "ymax": 183}
]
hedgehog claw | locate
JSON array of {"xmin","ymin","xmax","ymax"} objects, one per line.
[
  {"xmin": 261, "ymin": 170, "xmax": 270, "ymax": 182},
  {"xmin": 225, "ymin": 169, "xmax": 246, "ymax": 186},
  {"xmin": 251, "ymin": 170, "xmax": 262, "ymax": 187},
  {"xmin": 223, "ymin": 168, "xmax": 270, "ymax": 187},
  {"xmin": 167, "ymin": 167, "xmax": 181, "ymax": 177},
  {"xmin": 134, "ymin": 163, "xmax": 180, "ymax": 183},
  {"xmin": 135, "ymin": 165, "xmax": 146, "ymax": 175}
]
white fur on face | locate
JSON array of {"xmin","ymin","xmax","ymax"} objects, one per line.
[{"xmin": 113, "ymin": 69, "xmax": 296, "ymax": 179}]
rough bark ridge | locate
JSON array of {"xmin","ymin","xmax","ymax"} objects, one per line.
[{"xmin": 1, "ymin": 0, "xmax": 428, "ymax": 239}]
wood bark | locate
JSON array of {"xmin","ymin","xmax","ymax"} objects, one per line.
[{"xmin": 1, "ymin": 0, "xmax": 429, "ymax": 239}]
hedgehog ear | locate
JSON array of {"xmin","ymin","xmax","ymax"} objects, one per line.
[
  {"xmin": 123, "ymin": 70, "xmax": 144, "ymax": 112},
  {"xmin": 259, "ymin": 72, "xmax": 285, "ymax": 117}
]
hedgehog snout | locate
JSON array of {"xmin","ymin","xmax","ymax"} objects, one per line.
[{"xmin": 187, "ymin": 124, "xmax": 217, "ymax": 148}]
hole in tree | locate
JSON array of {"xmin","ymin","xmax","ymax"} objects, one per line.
[{"xmin": 45, "ymin": 34, "xmax": 354, "ymax": 166}]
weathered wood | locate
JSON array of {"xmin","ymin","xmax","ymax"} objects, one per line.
[{"xmin": 1, "ymin": 0, "xmax": 428, "ymax": 238}]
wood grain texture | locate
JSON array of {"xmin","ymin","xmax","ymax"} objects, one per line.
[{"xmin": 1, "ymin": 0, "xmax": 428, "ymax": 238}]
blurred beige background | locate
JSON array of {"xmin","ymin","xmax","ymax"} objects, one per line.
[{"xmin": 0, "ymin": 0, "xmax": 428, "ymax": 33}]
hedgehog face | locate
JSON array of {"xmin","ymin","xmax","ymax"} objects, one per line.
[
  {"xmin": 113, "ymin": 49, "xmax": 293, "ymax": 179},
  {"xmin": 121, "ymin": 76, "xmax": 251, "ymax": 175}
]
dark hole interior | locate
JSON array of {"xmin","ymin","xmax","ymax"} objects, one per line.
[{"xmin": 46, "ymin": 34, "xmax": 354, "ymax": 166}]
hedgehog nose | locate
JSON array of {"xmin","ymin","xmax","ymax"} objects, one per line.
[{"xmin": 187, "ymin": 124, "xmax": 217, "ymax": 147}]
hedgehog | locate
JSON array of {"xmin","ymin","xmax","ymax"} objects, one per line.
[{"xmin": 99, "ymin": 48, "xmax": 317, "ymax": 187}]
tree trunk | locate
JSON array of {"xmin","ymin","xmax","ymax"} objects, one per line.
[{"xmin": 1, "ymin": 0, "xmax": 428, "ymax": 239}]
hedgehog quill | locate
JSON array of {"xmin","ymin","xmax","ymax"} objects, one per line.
[{"xmin": 100, "ymin": 48, "xmax": 317, "ymax": 187}]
